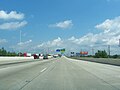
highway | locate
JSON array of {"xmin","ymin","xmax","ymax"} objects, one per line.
[{"xmin": 0, "ymin": 57, "xmax": 120, "ymax": 90}]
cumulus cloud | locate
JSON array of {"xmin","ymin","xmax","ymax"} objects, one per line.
[
  {"xmin": 59, "ymin": 16, "xmax": 120, "ymax": 54},
  {"xmin": 0, "ymin": 10, "xmax": 24, "ymax": 20},
  {"xmin": 10, "ymin": 16, "xmax": 120, "ymax": 55},
  {"xmin": 95, "ymin": 16, "xmax": 120, "ymax": 45},
  {"xmin": 50, "ymin": 37, "xmax": 63, "ymax": 46},
  {"xmin": 95, "ymin": 16, "xmax": 120, "ymax": 34},
  {"xmin": 37, "ymin": 37, "xmax": 63, "ymax": 48},
  {"xmin": 36, "ymin": 17, "xmax": 120, "ymax": 52},
  {"xmin": 65, "ymin": 16, "xmax": 120, "ymax": 54},
  {"xmin": 10, "ymin": 40, "xmax": 33, "ymax": 52},
  {"xmin": 0, "ymin": 10, "xmax": 27, "ymax": 30},
  {"xmin": 18, "ymin": 40, "xmax": 32, "ymax": 46},
  {"xmin": 0, "ymin": 39, "xmax": 7, "ymax": 44},
  {"xmin": 68, "ymin": 33, "xmax": 98, "ymax": 45},
  {"xmin": 0, "ymin": 21, "xmax": 27, "ymax": 30},
  {"xmin": 49, "ymin": 20, "xmax": 73, "ymax": 29}
]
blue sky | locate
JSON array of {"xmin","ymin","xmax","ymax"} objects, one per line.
[{"xmin": 0, "ymin": 0, "xmax": 120, "ymax": 54}]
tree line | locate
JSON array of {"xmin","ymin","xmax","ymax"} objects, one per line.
[
  {"xmin": 71, "ymin": 50, "xmax": 120, "ymax": 59},
  {"xmin": 94, "ymin": 50, "xmax": 120, "ymax": 58},
  {"xmin": 0, "ymin": 47, "xmax": 18, "ymax": 56}
]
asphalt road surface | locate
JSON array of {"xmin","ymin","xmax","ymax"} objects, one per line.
[{"xmin": 0, "ymin": 57, "xmax": 120, "ymax": 90}]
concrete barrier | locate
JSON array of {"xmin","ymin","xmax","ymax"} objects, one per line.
[
  {"xmin": 0, "ymin": 56, "xmax": 34, "ymax": 65},
  {"xmin": 0, "ymin": 56, "xmax": 34, "ymax": 61},
  {"xmin": 70, "ymin": 57, "xmax": 120, "ymax": 66}
]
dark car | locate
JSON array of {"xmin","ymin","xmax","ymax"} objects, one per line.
[
  {"xmin": 33, "ymin": 54, "xmax": 39, "ymax": 59},
  {"xmin": 43, "ymin": 55, "xmax": 48, "ymax": 59}
]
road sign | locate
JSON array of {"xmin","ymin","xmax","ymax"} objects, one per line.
[
  {"xmin": 71, "ymin": 52, "xmax": 74, "ymax": 54},
  {"xmin": 56, "ymin": 48, "xmax": 65, "ymax": 54},
  {"xmin": 80, "ymin": 51, "xmax": 88, "ymax": 55},
  {"xmin": 56, "ymin": 49, "xmax": 61, "ymax": 52},
  {"xmin": 61, "ymin": 49, "xmax": 65, "ymax": 53}
]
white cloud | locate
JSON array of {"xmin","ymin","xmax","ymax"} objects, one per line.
[
  {"xmin": 0, "ymin": 10, "xmax": 24, "ymax": 20},
  {"xmin": 49, "ymin": 20, "xmax": 73, "ymax": 29},
  {"xmin": 95, "ymin": 16, "xmax": 120, "ymax": 34},
  {"xmin": 68, "ymin": 33, "xmax": 98, "ymax": 45},
  {"xmin": 18, "ymin": 40, "xmax": 32, "ymax": 46},
  {"xmin": 10, "ymin": 40, "xmax": 33, "ymax": 52},
  {"xmin": 0, "ymin": 39, "xmax": 7, "ymax": 44},
  {"xmin": 37, "ymin": 43, "xmax": 44, "ymax": 48},
  {"xmin": 0, "ymin": 21, "xmax": 27, "ymax": 30},
  {"xmin": 9, "ymin": 16, "xmax": 120, "ymax": 55},
  {"xmin": 37, "ymin": 37, "xmax": 63, "ymax": 48},
  {"xmin": 0, "ymin": 10, "xmax": 27, "ymax": 30},
  {"xmin": 50, "ymin": 37, "xmax": 63, "ymax": 46},
  {"xmin": 95, "ymin": 16, "xmax": 120, "ymax": 45},
  {"xmin": 64, "ymin": 16, "xmax": 120, "ymax": 54},
  {"xmin": 106, "ymin": 36, "xmax": 120, "ymax": 45}
]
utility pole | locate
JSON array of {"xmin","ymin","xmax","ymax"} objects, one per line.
[
  {"xmin": 92, "ymin": 48, "xmax": 94, "ymax": 56},
  {"xmin": 19, "ymin": 30, "xmax": 22, "ymax": 56},
  {"xmin": 108, "ymin": 45, "xmax": 110, "ymax": 58},
  {"xmin": 47, "ymin": 47, "xmax": 49, "ymax": 54},
  {"xmin": 80, "ymin": 49, "xmax": 82, "ymax": 57},
  {"xmin": 119, "ymin": 39, "xmax": 120, "ymax": 47},
  {"xmin": 20, "ymin": 30, "xmax": 21, "ymax": 45}
]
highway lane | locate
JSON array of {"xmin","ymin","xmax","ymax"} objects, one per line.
[
  {"xmin": 0, "ymin": 59, "xmax": 43, "ymax": 69},
  {"xmin": 0, "ymin": 58, "xmax": 57, "ymax": 90},
  {"xmin": 0, "ymin": 57, "xmax": 120, "ymax": 90}
]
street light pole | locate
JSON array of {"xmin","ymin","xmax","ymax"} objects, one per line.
[
  {"xmin": 119, "ymin": 39, "xmax": 120, "ymax": 47},
  {"xmin": 108, "ymin": 45, "xmax": 110, "ymax": 58},
  {"xmin": 92, "ymin": 48, "xmax": 94, "ymax": 56},
  {"xmin": 19, "ymin": 30, "xmax": 22, "ymax": 56},
  {"xmin": 20, "ymin": 30, "xmax": 21, "ymax": 44}
]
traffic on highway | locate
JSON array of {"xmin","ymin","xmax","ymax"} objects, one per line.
[
  {"xmin": 0, "ymin": 56, "xmax": 120, "ymax": 90},
  {"xmin": 1, "ymin": 0, "xmax": 120, "ymax": 90}
]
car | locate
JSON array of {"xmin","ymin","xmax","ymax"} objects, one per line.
[
  {"xmin": 33, "ymin": 54, "xmax": 39, "ymax": 59},
  {"xmin": 43, "ymin": 55, "xmax": 48, "ymax": 59}
]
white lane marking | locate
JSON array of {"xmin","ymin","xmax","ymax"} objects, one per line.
[{"xmin": 40, "ymin": 68, "xmax": 47, "ymax": 72}]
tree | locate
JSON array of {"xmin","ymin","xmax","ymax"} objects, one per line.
[
  {"xmin": 2, "ymin": 47, "xmax": 7, "ymax": 56},
  {"xmin": 0, "ymin": 47, "xmax": 18, "ymax": 56},
  {"xmin": 94, "ymin": 50, "xmax": 108, "ymax": 58}
]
